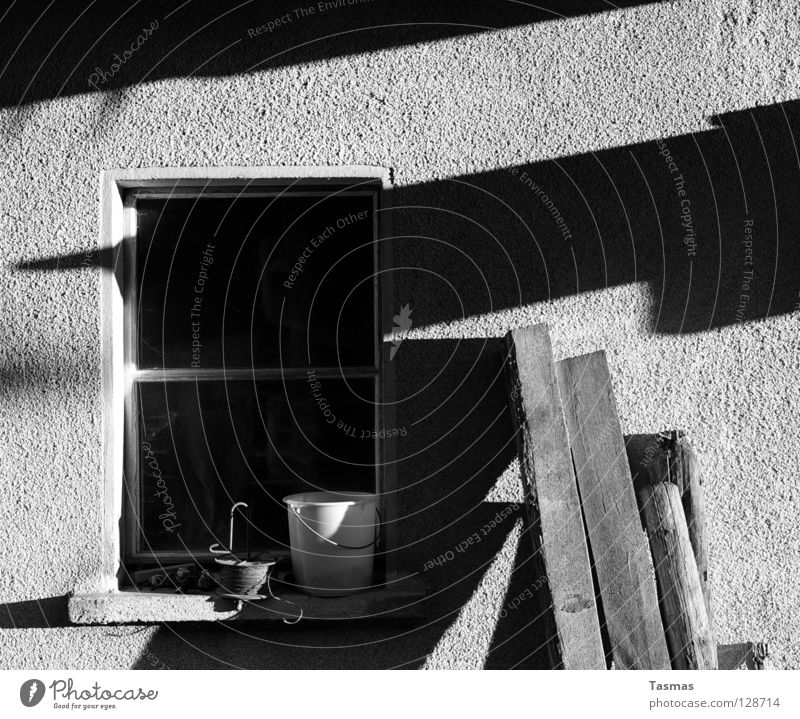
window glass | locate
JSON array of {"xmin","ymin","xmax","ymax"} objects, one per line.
[
  {"xmin": 135, "ymin": 378, "xmax": 376, "ymax": 553},
  {"xmin": 136, "ymin": 194, "xmax": 376, "ymax": 369}
]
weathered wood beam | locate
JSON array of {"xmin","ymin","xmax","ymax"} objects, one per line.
[
  {"xmin": 625, "ymin": 431, "xmax": 713, "ymax": 627},
  {"xmin": 556, "ymin": 351, "xmax": 671, "ymax": 670},
  {"xmin": 639, "ymin": 482, "xmax": 718, "ymax": 669},
  {"xmin": 504, "ymin": 324, "xmax": 605, "ymax": 670}
]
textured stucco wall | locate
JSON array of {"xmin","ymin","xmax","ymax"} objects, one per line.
[{"xmin": 0, "ymin": 0, "xmax": 798, "ymax": 669}]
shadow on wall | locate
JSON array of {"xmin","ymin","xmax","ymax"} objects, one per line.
[
  {"xmin": 0, "ymin": 0, "xmax": 664, "ymax": 109},
  {"xmin": 392, "ymin": 337, "xmax": 550, "ymax": 669},
  {"xmin": 0, "ymin": 596, "xmax": 70, "ymax": 628},
  {"xmin": 389, "ymin": 100, "xmax": 800, "ymax": 335}
]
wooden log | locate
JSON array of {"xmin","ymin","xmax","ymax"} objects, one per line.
[
  {"xmin": 639, "ymin": 482, "xmax": 718, "ymax": 669},
  {"xmin": 679, "ymin": 437, "xmax": 712, "ymax": 628},
  {"xmin": 625, "ymin": 431, "xmax": 713, "ymax": 627},
  {"xmin": 504, "ymin": 324, "xmax": 606, "ymax": 670},
  {"xmin": 556, "ymin": 351, "xmax": 671, "ymax": 670}
]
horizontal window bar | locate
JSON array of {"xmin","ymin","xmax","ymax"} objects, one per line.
[
  {"xmin": 130, "ymin": 189, "xmax": 378, "ymax": 200},
  {"xmin": 131, "ymin": 367, "xmax": 379, "ymax": 382},
  {"xmin": 127, "ymin": 548, "xmax": 292, "ymax": 564}
]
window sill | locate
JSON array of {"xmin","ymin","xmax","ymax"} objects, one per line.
[{"xmin": 68, "ymin": 573, "xmax": 426, "ymax": 625}]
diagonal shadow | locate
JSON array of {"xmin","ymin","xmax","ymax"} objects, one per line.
[
  {"xmin": 389, "ymin": 98, "xmax": 800, "ymax": 335},
  {"xmin": 483, "ymin": 525, "xmax": 552, "ymax": 669},
  {"xmin": 391, "ymin": 337, "xmax": 548, "ymax": 668},
  {"xmin": 0, "ymin": 1, "xmax": 666, "ymax": 109},
  {"xmin": 0, "ymin": 596, "xmax": 70, "ymax": 628}
]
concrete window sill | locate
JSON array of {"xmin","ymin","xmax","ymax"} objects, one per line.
[{"xmin": 68, "ymin": 574, "xmax": 427, "ymax": 625}]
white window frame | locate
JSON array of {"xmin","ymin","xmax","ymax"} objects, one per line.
[{"xmin": 99, "ymin": 166, "xmax": 395, "ymax": 591}]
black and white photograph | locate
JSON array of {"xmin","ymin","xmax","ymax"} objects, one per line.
[{"xmin": 0, "ymin": 0, "xmax": 798, "ymax": 714}]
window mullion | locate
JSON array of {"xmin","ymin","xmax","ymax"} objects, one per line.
[{"xmin": 131, "ymin": 367, "xmax": 379, "ymax": 382}]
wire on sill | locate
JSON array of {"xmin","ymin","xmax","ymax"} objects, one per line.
[{"xmin": 265, "ymin": 572, "xmax": 304, "ymax": 625}]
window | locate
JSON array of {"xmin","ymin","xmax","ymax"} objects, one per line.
[{"xmin": 111, "ymin": 171, "xmax": 392, "ymax": 574}]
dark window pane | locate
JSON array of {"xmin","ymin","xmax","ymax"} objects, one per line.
[
  {"xmin": 136, "ymin": 192, "xmax": 376, "ymax": 369},
  {"xmin": 135, "ymin": 378, "xmax": 376, "ymax": 554}
]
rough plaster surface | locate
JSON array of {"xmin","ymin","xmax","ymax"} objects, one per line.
[{"xmin": 0, "ymin": 0, "xmax": 799, "ymax": 669}]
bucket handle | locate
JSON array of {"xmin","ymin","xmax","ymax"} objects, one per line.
[{"xmin": 290, "ymin": 505, "xmax": 382, "ymax": 550}]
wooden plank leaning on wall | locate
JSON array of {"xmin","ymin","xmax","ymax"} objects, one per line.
[
  {"xmin": 504, "ymin": 324, "xmax": 606, "ymax": 669},
  {"xmin": 556, "ymin": 350, "xmax": 671, "ymax": 670}
]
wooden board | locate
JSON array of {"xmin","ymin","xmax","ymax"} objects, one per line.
[
  {"xmin": 556, "ymin": 351, "xmax": 671, "ymax": 670},
  {"xmin": 504, "ymin": 324, "xmax": 605, "ymax": 669}
]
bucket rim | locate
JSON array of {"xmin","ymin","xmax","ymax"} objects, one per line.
[{"xmin": 283, "ymin": 491, "xmax": 377, "ymax": 507}]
